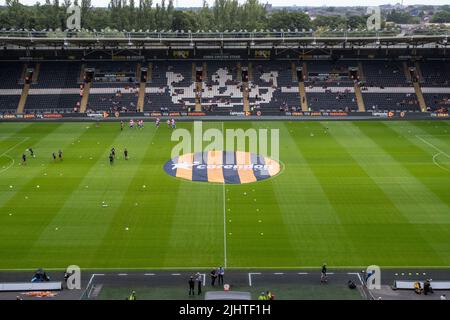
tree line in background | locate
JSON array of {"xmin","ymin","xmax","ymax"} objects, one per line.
[{"xmin": 0, "ymin": 0, "xmax": 449, "ymax": 32}]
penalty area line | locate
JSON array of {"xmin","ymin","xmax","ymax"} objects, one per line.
[{"xmin": 416, "ymin": 135, "xmax": 450, "ymax": 172}]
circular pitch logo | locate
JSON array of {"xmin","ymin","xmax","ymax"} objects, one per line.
[{"xmin": 163, "ymin": 151, "xmax": 281, "ymax": 184}]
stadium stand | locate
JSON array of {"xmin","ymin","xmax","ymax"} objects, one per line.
[
  {"xmin": 0, "ymin": 95, "xmax": 21, "ymax": 112},
  {"xmin": 0, "ymin": 59, "xmax": 449, "ymax": 114},
  {"xmin": 304, "ymin": 60, "xmax": 356, "ymax": 87},
  {"xmin": 362, "ymin": 61, "xmax": 408, "ymax": 87},
  {"xmin": 307, "ymin": 91, "xmax": 358, "ymax": 112},
  {"xmin": 419, "ymin": 61, "xmax": 450, "ymax": 87},
  {"xmin": 423, "ymin": 94, "xmax": 449, "ymax": 112},
  {"xmin": 362, "ymin": 93, "xmax": 420, "ymax": 111},
  {"xmin": 0, "ymin": 62, "xmax": 24, "ymax": 89},
  {"xmin": 88, "ymin": 88, "xmax": 139, "ymax": 112},
  {"xmin": 34, "ymin": 62, "xmax": 81, "ymax": 88},
  {"xmin": 24, "ymin": 93, "xmax": 81, "ymax": 112}
]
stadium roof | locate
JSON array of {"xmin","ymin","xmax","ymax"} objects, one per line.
[{"xmin": 0, "ymin": 29, "xmax": 448, "ymax": 49}]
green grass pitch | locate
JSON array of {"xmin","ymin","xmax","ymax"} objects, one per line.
[{"xmin": 0, "ymin": 120, "xmax": 449, "ymax": 270}]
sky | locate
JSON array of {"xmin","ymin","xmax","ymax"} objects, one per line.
[{"xmin": 0, "ymin": 0, "xmax": 449, "ymax": 7}]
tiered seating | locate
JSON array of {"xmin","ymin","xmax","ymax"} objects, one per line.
[
  {"xmin": 24, "ymin": 94, "xmax": 80, "ymax": 112},
  {"xmin": 0, "ymin": 62, "xmax": 23, "ymax": 89},
  {"xmin": 88, "ymin": 61, "xmax": 138, "ymax": 87},
  {"xmin": 419, "ymin": 61, "xmax": 449, "ymax": 87},
  {"xmin": 423, "ymin": 94, "xmax": 449, "ymax": 111},
  {"xmin": 363, "ymin": 93, "xmax": 420, "ymax": 111},
  {"xmin": 0, "ymin": 95, "xmax": 21, "ymax": 112},
  {"xmin": 145, "ymin": 89, "xmax": 187, "ymax": 112},
  {"xmin": 258, "ymin": 89, "xmax": 299, "ymax": 111},
  {"xmin": 307, "ymin": 91, "xmax": 358, "ymax": 111},
  {"xmin": 34, "ymin": 62, "xmax": 81, "ymax": 88},
  {"xmin": 253, "ymin": 61, "xmax": 292, "ymax": 86},
  {"xmin": 1, "ymin": 59, "xmax": 448, "ymax": 114},
  {"xmin": 362, "ymin": 61, "xmax": 407, "ymax": 87},
  {"xmin": 151, "ymin": 62, "xmax": 169, "ymax": 87},
  {"xmin": 167, "ymin": 62, "xmax": 192, "ymax": 87},
  {"xmin": 305, "ymin": 60, "xmax": 355, "ymax": 87},
  {"xmin": 88, "ymin": 90, "xmax": 138, "ymax": 112}
]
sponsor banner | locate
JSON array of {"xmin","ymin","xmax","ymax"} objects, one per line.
[
  {"xmin": 372, "ymin": 111, "xmax": 397, "ymax": 118},
  {"xmin": 431, "ymin": 112, "xmax": 449, "ymax": 118},
  {"xmin": 202, "ymin": 55, "xmax": 241, "ymax": 60},
  {"xmin": 255, "ymin": 50, "xmax": 271, "ymax": 59},
  {"xmin": 24, "ymin": 114, "xmax": 35, "ymax": 119},
  {"xmin": 188, "ymin": 112, "xmax": 206, "ymax": 116},
  {"xmin": 169, "ymin": 112, "xmax": 181, "ymax": 117},
  {"xmin": 87, "ymin": 113, "xmax": 104, "ymax": 118},
  {"xmin": 287, "ymin": 112, "xmax": 349, "ymax": 117},
  {"xmin": 230, "ymin": 111, "xmax": 251, "ymax": 116},
  {"xmin": 173, "ymin": 50, "xmax": 190, "ymax": 59},
  {"xmin": 43, "ymin": 113, "xmax": 63, "ymax": 119},
  {"xmin": 2, "ymin": 114, "xmax": 17, "ymax": 119}
]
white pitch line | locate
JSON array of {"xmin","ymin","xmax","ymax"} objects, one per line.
[
  {"xmin": 201, "ymin": 273, "xmax": 206, "ymax": 286},
  {"xmin": 0, "ymin": 137, "xmax": 30, "ymax": 174},
  {"xmin": 0, "ymin": 155, "xmax": 14, "ymax": 174},
  {"xmin": 348, "ymin": 272, "xmax": 364, "ymax": 284},
  {"xmin": 222, "ymin": 121, "xmax": 227, "ymax": 269},
  {"xmin": 416, "ymin": 135, "xmax": 450, "ymax": 172},
  {"xmin": 81, "ymin": 273, "xmax": 105, "ymax": 300},
  {"xmin": 0, "ymin": 137, "xmax": 30, "ymax": 157},
  {"xmin": 416, "ymin": 135, "xmax": 449, "ymax": 156},
  {"xmin": 248, "ymin": 272, "xmax": 261, "ymax": 287}
]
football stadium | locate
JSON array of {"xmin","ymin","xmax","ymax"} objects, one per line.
[{"xmin": 0, "ymin": 0, "xmax": 449, "ymax": 304}]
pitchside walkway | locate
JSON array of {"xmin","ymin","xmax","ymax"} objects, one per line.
[{"xmin": 1, "ymin": 269, "xmax": 449, "ymax": 300}]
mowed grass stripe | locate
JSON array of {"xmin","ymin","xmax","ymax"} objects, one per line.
[
  {"xmin": 378, "ymin": 121, "xmax": 449, "ymax": 163},
  {"xmin": 92, "ymin": 124, "xmax": 170, "ymax": 268},
  {"xmin": 0, "ymin": 123, "xmax": 98, "ymax": 268},
  {"xmin": 289, "ymin": 122, "xmax": 409, "ymax": 266},
  {"xmin": 351, "ymin": 121, "xmax": 450, "ymax": 224},
  {"xmin": 329, "ymin": 121, "xmax": 448, "ymax": 266},
  {"xmin": 95, "ymin": 122, "xmax": 185, "ymax": 268},
  {"xmin": 0, "ymin": 122, "xmax": 34, "ymax": 199},
  {"xmin": 356, "ymin": 121, "xmax": 450, "ymax": 265},
  {"xmin": 258, "ymin": 121, "xmax": 356, "ymax": 267},
  {"xmin": 26, "ymin": 123, "xmax": 149, "ymax": 268},
  {"xmin": 164, "ymin": 122, "xmax": 223, "ymax": 268},
  {"xmin": 296, "ymin": 121, "xmax": 442, "ymax": 266},
  {"xmin": 381, "ymin": 121, "xmax": 449, "ymax": 203},
  {"xmin": 225, "ymin": 121, "xmax": 295, "ymax": 267}
]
